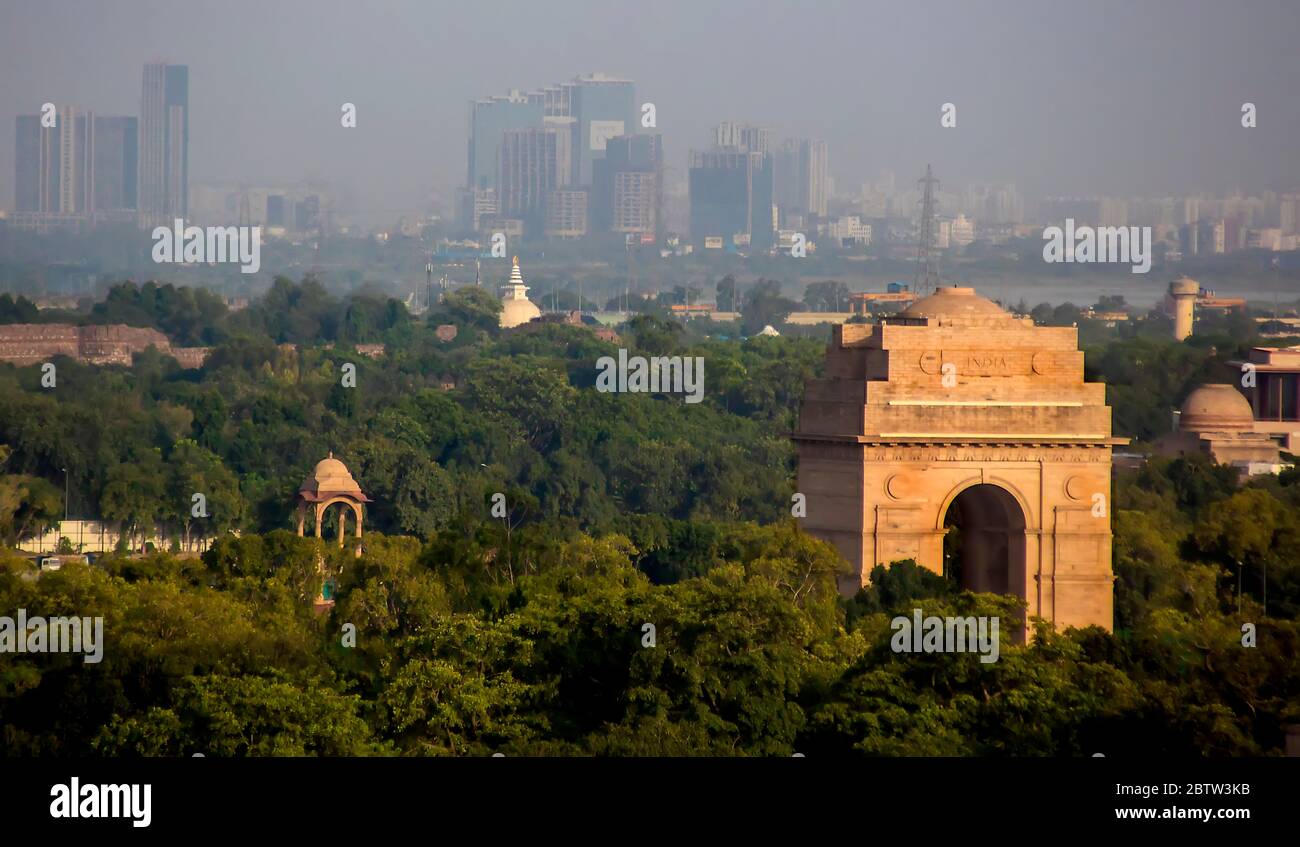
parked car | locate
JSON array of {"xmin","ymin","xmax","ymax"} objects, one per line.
[{"xmin": 38, "ymin": 554, "xmax": 89, "ymax": 571}]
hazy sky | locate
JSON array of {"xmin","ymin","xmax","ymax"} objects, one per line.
[{"xmin": 2, "ymin": 0, "xmax": 1298, "ymax": 222}]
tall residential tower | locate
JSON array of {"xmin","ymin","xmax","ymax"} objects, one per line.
[{"xmin": 138, "ymin": 63, "xmax": 189, "ymax": 226}]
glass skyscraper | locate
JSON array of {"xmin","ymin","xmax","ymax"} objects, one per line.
[{"xmin": 139, "ymin": 63, "xmax": 188, "ymax": 226}]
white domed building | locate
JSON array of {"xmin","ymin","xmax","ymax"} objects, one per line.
[{"xmin": 499, "ymin": 256, "xmax": 541, "ymax": 329}]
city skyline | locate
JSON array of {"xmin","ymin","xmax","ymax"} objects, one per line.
[{"xmin": 2, "ymin": 0, "xmax": 1299, "ymax": 226}]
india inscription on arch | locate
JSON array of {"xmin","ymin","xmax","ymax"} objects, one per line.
[{"xmin": 792, "ymin": 286, "xmax": 1126, "ymax": 633}]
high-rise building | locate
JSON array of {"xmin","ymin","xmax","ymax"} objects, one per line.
[
  {"xmin": 1280, "ymin": 194, "xmax": 1299, "ymax": 235},
  {"xmin": 14, "ymin": 108, "xmax": 95, "ymax": 214},
  {"xmin": 1039, "ymin": 197, "xmax": 1102, "ymax": 226},
  {"xmin": 714, "ymin": 121, "xmax": 771, "ymax": 154},
  {"xmin": 544, "ymin": 188, "xmax": 588, "ymax": 238},
  {"xmin": 527, "ymin": 84, "xmax": 574, "ymax": 118},
  {"xmin": 14, "ymin": 114, "xmax": 58, "ymax": 212},
  {"xmin": 689, "ymin": 148, "xmax": 774, "ymax": 250},
  {"xmin": 1197, "ymin": 219, "xmax": 1226, "ymax": 255},
  {"xmin": 266, "ymin": 195, "xmax": 287, "ymax": 227},
  {"xmin": 611, "ymin": 171, "xmax": 658, "ymax": 236},
  {"xmin": 138, "ymin": 63, "xmax": 189, "ymax": 226},
  {"xmin": 15, "ymin": 111, "xmax": 137, "ymax": 218},
  {"xmin": 498, "ymin": 126, "xmax": 572, "ymax": 236},
  {"xmin": 294, "ymin": 195, "xmax": 320, "ymax": 232},
  {"xmin": 593, "ymin": 133, "xmax": 661, "ymax": 237},
  {"xmin": 774, "ymin": 138, "xmax": 828, "ymax": 222},
  {"xmin": 463, "ymin": 74, "xmax": 635, "ymax": 231},
  {"xmin": 689, "ymin": 150, "xmax": 751, "ymax": 246},
  {"xmin": 569, "ymin": 74, "xmax": 635, "ymax": 186},
  {"xmin": 57, "ymin": 108, "xmax": 94, "ymax": 214},
  {"xmin": 949, "ymin": 213, "xmax": 975, "ymax": 247},
  {"xmin": 1099, "ymin": 197, "xmax": 1129, "ymax": 227},
  {"xmin": 467, "ymin": 91, "xmax": 543, "ymax": 193},
  {"xmin": 689, "ymin": 124, "xmax": 775, "ymax": 250},
  {"xmin": 93, "ymin": 116, "xmax": 137, "ymax": 212}
]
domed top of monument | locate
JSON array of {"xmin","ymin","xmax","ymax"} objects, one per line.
[
  {"xmin": 896, "ymin": 286, "xmax": 1013, "ymax": 326},
  {"xmin": 299, "ymin": 452, "xmax": 370, "ymax": 501},
  {"xmin": 500, "ymin": 256, "xmax": 542, "ymax": 329},
  {"xmin": 1179, "ymin": 384, "xmax": 1255, "ymax": 432}
]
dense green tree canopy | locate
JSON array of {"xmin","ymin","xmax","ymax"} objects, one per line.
[{"xmin": 1, "ymin": 276, "xmax": 1298, "ymax": 756}]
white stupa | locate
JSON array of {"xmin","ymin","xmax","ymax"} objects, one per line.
[{"xmin": 499, "ymin": 256, "xmax": 542, "ymax": 328}]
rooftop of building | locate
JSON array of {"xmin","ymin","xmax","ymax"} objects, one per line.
[
  {"xmin": 891, "ymin": 286, "xmax": 1017, "ymax": 326},
  {"xmin": 1180, "ymin": 384, "xmax": 1255, "ymax": 432}
]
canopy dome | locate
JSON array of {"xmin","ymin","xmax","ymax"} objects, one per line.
[
  {"xmin": 896, "ymin": 286, "xmax": 1014, "ymax": 326},
  {"xmin": 1179, "ymin": 384, "xmax": 1255, "ymax": 432},
  {"xmin": 299, "ymin": 452, "xmax": 370, "ymax": 501}
]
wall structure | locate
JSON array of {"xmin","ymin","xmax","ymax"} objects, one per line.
[{"xmin": 0, "ymin": 323, "xmax": 208, "ymax": 368}]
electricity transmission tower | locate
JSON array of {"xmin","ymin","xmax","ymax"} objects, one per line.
[{"xmin": 913, "ymin": 164, "xmax": 941, "ymax": 297}]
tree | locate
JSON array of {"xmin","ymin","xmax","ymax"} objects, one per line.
[
  {"xmin": 740, "ymin": 279, "xmax": 801, "ymax": 335},
  {"xmin": 0, "ymin": 293, "xmax": 40, "ymax": 323},
  {"xmin": 438, "ymin": 286, "xmax": 502, "ymax": 335},
  {"xmin": 101, "ymin": 451, "xmax": 168, "ymax": 552},
  {"xmin": 463, "ymin": 357, "xmax": 577, "ymax": 452},
  {"xmin": 0, "ymin": 474, "xmax": 62, "ymax": 546},
  {"xmin": 802, "ymin": 280, "xmax": 850, "ymax": 312},
  {"xmin": 167, "ymin": 440, "xmax": 244, "ymax": 549},
  {"xmin": 624, "ymin": 314, "xmax": 682, "ymax": 355},
  {"xmin": 716, "ymin": 275, "xmax": 738, "ymax": 312},
  {"xmin": 393, "ymin": 457, "xmax": 455, "ymax": 537}
]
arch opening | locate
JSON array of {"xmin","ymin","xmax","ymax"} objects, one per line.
[{"xmin": 941, "ymin": 483, "xmax": 1027, "ymax": 599}]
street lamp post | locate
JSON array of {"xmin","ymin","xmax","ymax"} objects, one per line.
[
  {"xmin": 1236, "ymin": 559, "xmax": 1243, "ymax": 615},
  {"xmin": 1263, "ymin": 559, "xmax": 1268, "ymax": 618}
]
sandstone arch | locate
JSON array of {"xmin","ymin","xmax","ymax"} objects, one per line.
[{"xmin": 793, "ymin": 286, "xmax": 1125, "ymax": 631}]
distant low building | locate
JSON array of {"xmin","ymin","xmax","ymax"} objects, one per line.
[
  {"xmin": 785, "ymin": 312, "xmax": 855, "ymax": 325},
  {"xmin": 848, "ymin": 291, "xmax": 915, "ymax": 315},
  {"xmin": 518, "ymin": 309, "xmax": 622, "ymax": 344},
  {"xmin": 1228, "ymin": 345, "xmax": 1300, "ymax": 452},
  {"xmin": 669, "ymin": 303, "xmax": 715, "ymax": 319},
  {"xmin": 18, "ymin": 519, "xmax": 219, "ymax": 554}
]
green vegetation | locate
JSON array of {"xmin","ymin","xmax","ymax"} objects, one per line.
[{"xmin": 0, "ymin": 277, "xmax": 1298, "ymax": 756}]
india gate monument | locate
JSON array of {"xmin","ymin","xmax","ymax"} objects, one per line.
[{"xmin": 793, "ymin": 286, "xmax": 1123, "ymax": 632}]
